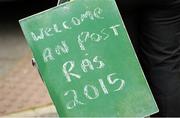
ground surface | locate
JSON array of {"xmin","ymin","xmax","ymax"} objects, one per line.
[{"xmin": 0, "ymin": 20, "xmax": 58, "ymax": 117}]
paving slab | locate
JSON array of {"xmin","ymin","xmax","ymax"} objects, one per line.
[
  {"xmin": 0, "ymin": 54, "xmax": 53, "ymax": 116},
  {"xmin": 2, "ymin": 105, "xmax": 58, "ymax": 117},
  {"xmin": 0, "ymin": 23, "xmax": 29, "ymax": 77}
]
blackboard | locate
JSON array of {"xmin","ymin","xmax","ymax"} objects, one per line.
[{"xmin": 19, "ymin": 0, "xmax": 159, "ymax": 117}]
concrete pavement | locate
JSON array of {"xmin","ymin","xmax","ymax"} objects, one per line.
[{"xmin": 0, "ymin": 22, "xmax": 58, "ymax": 117}]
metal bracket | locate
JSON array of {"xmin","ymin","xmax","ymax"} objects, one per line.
[{"xmin": 57, "ymin": 0, "xmax": 70, "ymax": 5}]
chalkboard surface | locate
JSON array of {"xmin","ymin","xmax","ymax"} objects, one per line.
[{"xmin": 19, "ymin": 0, "xmax": 159, "ymax": 117}]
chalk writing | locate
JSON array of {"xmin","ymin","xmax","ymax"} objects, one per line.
[
  {"xmin": 20, "ymin": 0, "xmax": 159, "ymax": 116},
  {"xmin": 43, "ymin": 41, "xmax": 69, "ymax": 63},
  {"xmin": 31, "ymin": 5, "xmax": 125, "ymax": 111},
  {"xmin": 64, "ymin": 90, "xmax": 84, "ymax": 110},
  {"xmin": 55, "ymin": 41, "xmax": 69, "ymax": 55},
  {"xmin": 110, "ymin": 24, "xmax": 121, "ymax": 36},
  {"xmin": 77, "ymin": 29, "xmax": 110, "ymax": 51},
  {"xmin": 41, "ymin": 24, "xmax": 121, "ymax": 63},
  {"xmin": 64, "ymin": 73, "xmax": 125, "ymax": 110},
  {"xmin": 84, "ymin": 85, "xmax": 99, "ymax": 100},
  {"xmin": 77, "ymin": 25, "xmax": 120, "ymax": 51},
  {"xmin": 107, "ymin": 73, "xmax": 125, "ymax": 92},
  {"xmin": 31, "ymin": 7, "xmax": 104, "ymax": 41},
  {"xmin": 62, "ymin": 56, "xmax": 105, "ymax": 82},
  {"xmin": 43, "ymin": 48, "xmax": 55, "ymax": 62},
  {"xmin": 63, "ymin": 61, "xmax": 81, "ymax": 83}
]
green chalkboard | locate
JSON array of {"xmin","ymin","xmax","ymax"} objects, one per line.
[{"xmin": 19, "ymin": 0, "xmax": 159, "ymax": 117}]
